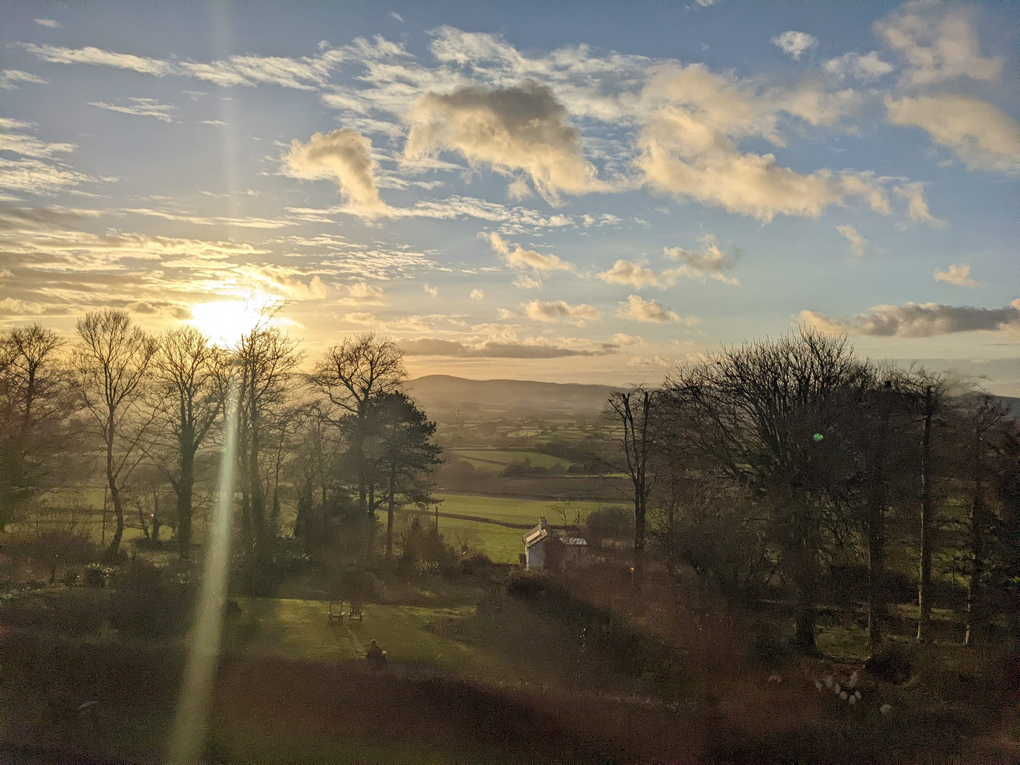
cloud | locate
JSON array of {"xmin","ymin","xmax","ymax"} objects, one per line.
[
  {"xmin": 513, "ymin": 274, "xmax": 543, "ymax": 289},
  {"xmin": 202, "ymin": 120, "xmax": 227, "ymax": 127},
  {"xmin": 470, "ymin": 289, "xmax": 485, "ymax": 300},
  {"xmin": 424, "ymin": 283, "xmax": 439, "ymax": 297},
  {"xmin": 662, "ymin": 234, "xmax": 741, "ymax": 283},
  {"xmin": 618, "ymin": 294, "xmax": 683, "ymax": 323},
  {"xmin": 523, "ymin": 299, "xmax": 600, "ymax": 324},
  {"xmin": 338, "ymin": 281, "xmax": 386, "ymax": 305},
  {"xmin": 598, "ymin": 260, "xmax": 666, "ymax": 289},
  {"xmin": 773, "ymin": 31, "xmax": 818, "ymax": 60},
  {"xmin": 88, "ymin": 97, "xmax": 177, "ymax": 122},
  {"xmin": 0, "ymin": 70, "xmax": 48, "ymax": 90},
  {"xmin": 0, "ymin": 298, "xmax": 45, "ymax": 315},
  {"xmin": 484, "ymin": 232, "xmax": 572, "ymax": 272},
  {"xmin": 885, "ymin": 94, "xmax": 1020, "ymax": 176},
  {"xmin": 934, "ymin": 264, "xmax": 981, "ymax": 288},
  {"xmin": 22, "ymin": 43, "xmax": 175, "ymax": 76},
  {"xmin": 893, "ymin": 181, "xmax": 945, "ymax": 226},
  {"xmin": 800, "ymin": 300, "xmax": 1020, "ymax": 337},
  {"xmin": 389, "ymin": 11, "xmax": 404, "ymax": 23},
  {"xmin": 611, "ymin": 333, "xmax": 643, "ymax": 346},
  {"xmin": 875, "ymin": 1, "xmax": 1004, "ymax": 88},
  {"xmin": 823, "ymin": 51, "xmax": 895, "ymax": 81},
  {"xmin": 34, "ymin": 19, "xmax": 60, "ymax": 28},
  {"xmin": 400, "ymin": 337, "xmax": 616, "ymax": 358},
  {"xmin": 284, "ymin": 129, "xmax": 389, "ymax": 217},
  {"xmin": 0, "ymin": 119, "xmax": 75, "ymax": 158},
  {"xmin": 836, "ymin": 224, "xmax": 868, "ymax": 257},
  {"xmin": 405, "ymin": 79, "xmax": 605, "ymax": 203}
]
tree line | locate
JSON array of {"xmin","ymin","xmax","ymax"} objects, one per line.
[
  {"xmin": 0, "ymin": 311, "xmax": 441, "ymax": 588},
  {"xmin": 603, "ymin": 328, "xmax": 1020, "ymax": 652}
]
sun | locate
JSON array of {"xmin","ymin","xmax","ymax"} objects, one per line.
[{"xmin": 187, "ymin": 294, "xmax": 281, "ymax": 347}]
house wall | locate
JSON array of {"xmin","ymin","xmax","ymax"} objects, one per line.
[{"xmin": 525, "ymin": 538, "xmax": 546, "ymax": 571}]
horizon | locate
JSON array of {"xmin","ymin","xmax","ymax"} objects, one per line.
[{"xmin": 1, "ymin": 0, "xmax": 1017, "ymax": 394}]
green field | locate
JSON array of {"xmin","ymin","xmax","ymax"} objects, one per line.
[
  {"xmin": 406, "ymin": 494, "xmax": 626, "ymax": 563},
  {"xmin": 450, "ymin": 448, "xmax": 571, "ymax": 472}
]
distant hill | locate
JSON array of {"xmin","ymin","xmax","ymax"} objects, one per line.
[
  {"xmin": 406, "ymin": 375, "xmax": 619, "ymax": 417},
  {"xmin": 405, "ymin": 376, "xmax": 1020, "ymax": 422}
]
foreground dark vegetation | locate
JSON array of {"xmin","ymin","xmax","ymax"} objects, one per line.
[{"xmin": 1, "ymin": 311, "xmax": 1018, "ymax": 762}]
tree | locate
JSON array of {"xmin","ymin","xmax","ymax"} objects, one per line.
[
  {"xmin": 0, "ymin": 324, "xmax": 73, "ymax": 528},
  {"xmin": 606, "ymin": 388, "xmax": 657, "ymax": 579},
  {"xmin": 364, "ymin": 391, "xmax": 442, "ymax": 560},
  {"xmin": 233, "ymin": 322, "xmax": 300, "ymax": 584},
  {"xmin": 663, "ymin": 328, "xmax": 872, "ymax": 650},
  {"xmin": 71, "ymin": 310, "xmax": 158, "ymax": 558},
  {"xmin": 309, "ymin": 334, "xmax": 406, "ymax": 517},
  {"xmin": 150, "ymin": 326, "xmax": 226, "ymax": 558}
]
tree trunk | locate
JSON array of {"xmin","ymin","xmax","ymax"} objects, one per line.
[
  {"xmin": 386, "ymin": 460, "xmax": 397, "ymax": 560},
  {"xmin": 177, "ymin": 448, "xmax": 195, "ymax": 558},
  {"xmin": 917, "ymin": 386, "xmax": 934, "ymax": 643},
  {"xmin": 867, "ymin": 391, "xmax": 891, "ymax": 651},
  {"xmin": 965, "ymin": 420, "xmax": 985, "ymax": 646},
  {"xmin": 632, "ymin": 492, "xmax": 646, "ymax": 578},
  {"xmin": 104, "ymin": 425, "xmax": 124, "ymax": 560}
]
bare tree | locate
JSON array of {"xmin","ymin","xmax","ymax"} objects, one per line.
[
  {"xmin": 0, "ymin": 324, "xmax": 74, "ymax": 528},
  {"xmin": 150, "ymin": 326, "xmax": 227, "ymax": 558},
  {"xmin": 663, "ymin": 328, "xmax": 872, "ymax": 650},
  {"xmin": 233, "ymin": 323, "xmax": 301, "ymax": 585},
  {"xmin": 309, "ymin": 333, "xmax": 406, "ymax": 517},
  {"xmin": 71, "ymin": 310, "xmax": 158, "ymax": 558},
  {"xmin": 606, "ymin": 388, "xmax": 657, "ymax": 580}
]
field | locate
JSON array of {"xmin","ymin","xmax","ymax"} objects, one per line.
[
  {"xmin": 450, "ymin": 448, "xmax": 572, "ymax": 472},
  {"xmin": 406, "ymin": 493, "xmax": 627, "ymax": 563}
]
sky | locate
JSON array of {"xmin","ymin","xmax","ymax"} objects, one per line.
[{"xmin": 0, "ymin": 0, "xmax": 1017, "ymax": 391}]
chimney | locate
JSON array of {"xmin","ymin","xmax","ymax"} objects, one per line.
[{"xmin": 540, "ymin": 517, "xmax": 548, "ymax": 529}]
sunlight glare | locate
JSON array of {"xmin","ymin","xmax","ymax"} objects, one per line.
[{"xmin": 187, "ymin": 294, "xmax": 281, "ymax": 346}]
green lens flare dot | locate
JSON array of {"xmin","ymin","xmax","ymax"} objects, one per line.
[{"xmin": 813, "ymin": 433, "xmax": 824, "ymax": 442}]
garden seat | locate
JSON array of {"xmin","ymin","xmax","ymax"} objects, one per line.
[
  {"xmin": 348, "ymin": 601, "xmax": 363, "ymax": 621},
  {"xmin": 327, "ymin": 601, "xmax": 343, "ymax": 624}
]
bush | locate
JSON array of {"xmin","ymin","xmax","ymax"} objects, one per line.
[
  {"xmin": 865, "ymin": 644, "xmax": 913, "ymax": 684},
  {"xmin": 108, "ymin": 560, "xmax": 192, "ymax": 639},
  {"xmin": 751, "ymin": 625, "xmax": 794, "ymax": 670},
  {"xmin": 83, "ymin": 564, "xmax": 108, "ymax": 589},
  {"xmin": 506, "ymin": 571, "xmax": 547, "ymax": 598}
]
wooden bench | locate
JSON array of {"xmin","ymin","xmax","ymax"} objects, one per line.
[
  {"xmin": 327, "ymin": 601, "xmax": 343, "ymax": 624},
  {"xmin": 348, "ymin": 601, "xmax": 363, "ymax": 622}
]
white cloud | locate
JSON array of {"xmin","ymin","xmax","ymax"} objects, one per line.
[
  {"xmin": 773, "ymin": 31, "xmax": 818, "ymax": 61},
  {"xmin": 0, "ymin": 298, "xmax": 45, "ymax": 315},
  {"xmin": 598, "ymin": 260, "xmax": 666, "ymax": 289},
  {"xmin": 801, "ymin": 299, "xmax": 1020, "ymax": 337},
  {"xmin": 662, "ymin": 234, "xmax": 741, "ymax": 284},
  {"xmin": 934, "ymin": 264, "xmax": 981, "ymax": 288},
  {"xmin": 635, "ymin": 64, "xmax": 881, "ymax": 222},
  {"xmin": 470, "ymin": 289, "xmax": 485, "ymax": 300},
  {"xmin": 875, "ymin": 1, "xmax": 1004, "ymax": 88},
  {"xmin": 284, "ymin": 129, "xmax": 389, "ymax": 217},
  {"xmin": 523, "ymin": 299, "xmax": 600, "ymax": 324},
  {"xmin": 836, "ymin": 224, "xmax": 868, "ymax": 258},
  {"xmin": 893, "ymin": 181, "xmax": 945, "ymax": 227},
  {"xmin": 823, "ymin": 51, "xmax": 894, "ymax": 81},
  {"xmin": 401, "ymin": 335, "xmax": 617, "ymax": 358},
  {"xmin": 22, "ymin": 43, "xmax": 175, "ymax": 76},
  {"xmin": 405, "ymin": 79, "xmax": 606, "ymax": 204},
  {"xmin": 338, "ymin": 282, "xmax": 386, "ymax": 305},
  {"xmin": 34, "ymin": 19, "xmax": 60, "ymax": 28},
  {"xmin": 484, "ymin": 232, "xmax": 572, "ymax": 272},
  {"xmin": 885, "ymin": 94, "xmax": 1020, "ymax": 176},
  {"xmin": 202, "ymin": 120, "xmax": 227, "ymax": 127},
  {"xmin": 513, "ymin": 274, "xmax": 543, "ymax": 289},
  {"xmin": 0, "ymin": 70, "xmax": 48, "ymax": 90},
  {"xmin": 88, "ymin": 97, "xmax": 177, "ymax": 123},
  {"xmin": 611, "ymin": 333, "xmax": 643, "ymax": 346},
  {"xmin": 618, "ymin": 294, "xmax": 683, "ymax": 323},
  {"xmin": 424, "ymin": 283, "xmax": 439, "ymax": 297},
  {"xmin": 389, "ymin": 11, "xmax": 404, "ymax": 23}
]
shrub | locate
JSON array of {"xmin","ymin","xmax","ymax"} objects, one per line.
[
  {"xmin": 108, "ymin": 560, "xmax": 192, "ymax": 639},
  {"xmin": 865, "ymin": 644, "xmax": 913, "ymax": 684},
  {"xmin": 83, "ymin": 564, "xmax": 108, "ymax": 589},
  {"xmin": 506, "ymin": 571, "xmax": 547, "ymax": 598},
  {"xmin": 751, "ymin": 625, "xmax": 794, "ymax": 670}
]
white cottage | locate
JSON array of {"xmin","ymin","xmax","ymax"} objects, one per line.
[{"xmin": 523, "ymin": 517, "xmax": 588, "ymax": 571}]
